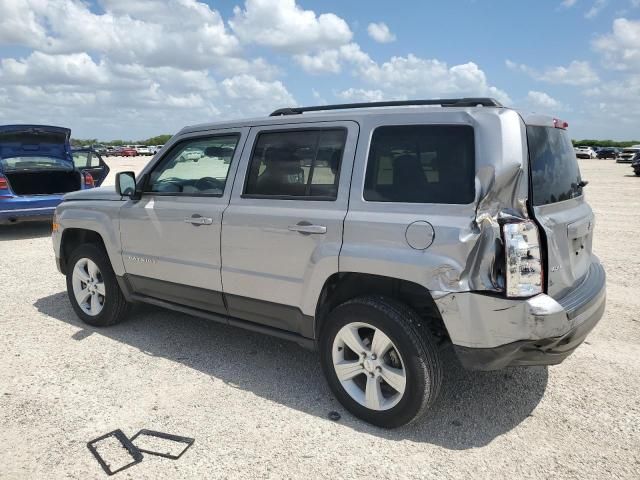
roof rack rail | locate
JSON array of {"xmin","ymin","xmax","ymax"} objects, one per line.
[{"xmin": 269, "ymin": 97, "xmax": 503, "ymax": 116}]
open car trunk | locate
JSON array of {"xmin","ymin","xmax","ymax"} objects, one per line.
[{"xmin": 5, "ymin": 170, "xmax": 81, "ymax": 195}]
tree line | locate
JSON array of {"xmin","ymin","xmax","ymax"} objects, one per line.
[
  {"xmin": 571, "ymin": 139, "xmax": 640, "ymax": 148},
  {"xmin": 70, "ymin": 134, "xmax": 173, "ymax": 147}
]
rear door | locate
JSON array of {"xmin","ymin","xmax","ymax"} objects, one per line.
[
  {"xmin": 527, "ymin": 124, "xmax": 594, "ymax": 298},
  {"xmin": 72, "ymin": 149, "xmax": 110, "ymax": 186},
  {"xmin": 221, "ymin": 122, "xmax": 358, "ymax": 336}
]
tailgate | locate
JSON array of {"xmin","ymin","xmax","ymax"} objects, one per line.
[{"xmin": 527, "ymin": 125, "xmax": 593, "ymax": 299}]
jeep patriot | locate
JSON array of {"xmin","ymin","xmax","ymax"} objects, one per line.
[{"xmin": 52, "ymin": 98, "xmax": 606, "ymax": 427}]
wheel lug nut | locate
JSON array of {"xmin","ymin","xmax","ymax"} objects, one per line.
[
  {"xmin": 375, "ymin": 366, "xmax": 381, "ymax": 372},
  {"xmin": 371, "ymin": 354, "xmax": 377, "ymax": 360}
]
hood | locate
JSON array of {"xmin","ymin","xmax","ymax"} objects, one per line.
[
  {"xmin": 63, "ymin": 185, "xmax": 124, "ymax": 201},
  {"xmin": 0, "ymin": 124, "xmax": 71, "ymax": 161}
]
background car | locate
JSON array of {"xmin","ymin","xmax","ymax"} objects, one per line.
[
  {"xmin": 119, "ymin": 147, "xmax": 138, "ymax": 157},
  {"xmin": 134, "ymin": 145, "xmax": 152, "ymax": 155},
  {"xmin": 617, "ymin": 147, "xmax": 640, "ymax": 163},
  {"xmin": 575, "ymin": 145, "xmax": 597, "ymax": 159},
  {"xmin": 0, "ymin": 125, "xmax": 108, "ymax": 225},
  {"xmin": 180, "ymin": 148, "xmax": 203, "ymax": 161},
  {"xmin": 631, "ymin": 153, "xmax": 640, "ymax": 176},
  {"xmin": 596, "ymin": 147, "xmax": 619, "ymax": 159}
]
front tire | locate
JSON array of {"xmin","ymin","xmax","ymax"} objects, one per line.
[
  {"xmin": 319, "ymin": 296, "xmax": 443, "ymax": 428},
  {"xmin": 66, "ymin": 243, "xmax": 130, "ymax": 327}
]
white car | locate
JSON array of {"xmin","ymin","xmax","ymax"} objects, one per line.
[
  {"xmin": 181, "ymin": 149, "xmax": 203, "ymax": 161},
  {"xmin": 134, "ymin": 145, "xmax": 152, "ymax": 156},
  {"xmin": 575, "ymin": 146, "xmax": 597, "ymax": 159}
]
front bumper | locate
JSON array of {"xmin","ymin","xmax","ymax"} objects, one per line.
[{"xmin": 436, "ymin": 260, "xmax": 606, "ymax": 370}]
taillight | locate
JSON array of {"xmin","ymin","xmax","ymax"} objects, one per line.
[
  {"xmin": 84, "ymin": 172, "xmax": 95, "ymax": 188},
  {"xmin": 0, "ymin": 174, "xmax": 12, "ymax": 197},
  {"xmin": 502, "ymin": 220, "xmax": 543, "ymax": 298}
]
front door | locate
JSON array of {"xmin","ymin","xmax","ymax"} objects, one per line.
[
  {"xmin": 221, "ymin": 122, "xmax": 358, "ymax": 336},
  {"xmin": 118, "ymin": 130, "xmax": 245, "ymax": 313}
]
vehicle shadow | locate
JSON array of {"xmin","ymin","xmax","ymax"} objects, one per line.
[
  {"xmin": 0, "ymin": 221, "xmax": 51, "ymax": 240},
  {"xmin": 35, "ymin": 291, "xmax": 548, "ymax": 450}
]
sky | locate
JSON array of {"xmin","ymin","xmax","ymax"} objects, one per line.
[{"xmin": 0, "ymin": 0, "xmax": 639, "ymax": 140}]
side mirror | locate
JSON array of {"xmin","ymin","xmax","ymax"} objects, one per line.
[{"xmin": 116, "ymin": 171, "xmax": 137, "ymax": 198}]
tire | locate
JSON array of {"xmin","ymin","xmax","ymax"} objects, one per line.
[
  {"xmin": 66, "ymin": 243, "xmax": 130, "ymax": 327},
  {"xmin": 319, "ymin": 296, "xmax": 443, "ymax": 428}
]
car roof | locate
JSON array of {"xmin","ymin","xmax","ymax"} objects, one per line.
[{"xmin": 179, "ymin": 105, "xmax": 559, "ymax": 135}]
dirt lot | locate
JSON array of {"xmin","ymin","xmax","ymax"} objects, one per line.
[{"xmin": 1, "ymin": 159, "xmax": 638, "ymax": 479}]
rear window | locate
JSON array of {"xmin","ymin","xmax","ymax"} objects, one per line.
[
  {"xmin": 364, "ymin": 125, "xmax": 475, "ymax": 204},
  {"xmin": 0, "ymin": 156, "xmax": 72, "ymax": 171},
  {"xmin": 527, "ymin": 126, "xmax": 583, "ymax": 206}
]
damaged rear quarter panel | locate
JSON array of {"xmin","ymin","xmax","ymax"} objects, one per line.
[
  {"xmin": 340, "ymin": 109, "xmax": 534, "ymax": 346},
  {"xmin": 341, "ymin": 109, "xmax": 529, "ymax": 292}
]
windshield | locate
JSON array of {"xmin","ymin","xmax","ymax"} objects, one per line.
[
  {"xmin": 527, "ymin": 126, "xmax": 583, "ymax": 206},
  {"xmin": 0, "ymin": 156, "xmax": 72, "ymax": 171}
]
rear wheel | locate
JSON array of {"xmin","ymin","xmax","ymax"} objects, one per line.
[
  {"xmin": 66, "ymin": 243, "xmax": 130, "ymax": 327},
  {"xmin": 319, "ymin": 296, "xmax": 443, "ymax": 428}
]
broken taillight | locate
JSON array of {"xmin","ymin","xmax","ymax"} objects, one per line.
[{"xmin": 503, "ymin": 220, "xmax": 543, "ymax": 298}]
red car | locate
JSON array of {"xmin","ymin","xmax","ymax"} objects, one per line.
[{"xmin": 119, "ymin": 147, "xmax": 138, "ymax": 157}]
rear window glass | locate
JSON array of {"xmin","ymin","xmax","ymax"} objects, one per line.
[
  {"xmin": 0, "ymin": 156, "xmax": 72, "ymax": 171},
  {"xmin": 527, "ymin": 126, "xmax": 583, "ymax": 206},
  {"xmin": 364, "ymin": 125, "xmax": 475, "ymax": 204}
]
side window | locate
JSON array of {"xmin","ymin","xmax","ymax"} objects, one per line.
[
  {"xmin": 146, "ymin": 135, "xmax": 239, "ymax": 195},
  {"xmin": 244, "ymin": 129, "xmax": 346, "ymax": 199},
  {"xmin": 364, "ymin": 125, "xmax": 475, "ymax": 204},
  {"xmin": 72, "ymin": 151, "xmax": 90, "ymax": 169},
  {"xmin": 89, "ymin": 152, "xmax": 102, "ymax": 167}
]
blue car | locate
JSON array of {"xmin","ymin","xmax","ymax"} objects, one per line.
[{"xmin": 0, "ymin": 125, "xmax": 109, "ymax": 225}]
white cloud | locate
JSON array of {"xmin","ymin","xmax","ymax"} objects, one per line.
[
  {"xmin": 526, "ymin": 91, "xmax": 564, "ymax": 110},
  {"xmin": 506, "ymin": 59, "xmax": 599, "ymax": 85},
  {"xmin": 367, "ymin": 22, "xmax": 396, "ymax": 43},
  {"xmin": 560, "ymin": 0, "xmax": 578, "ymax": 7},
  {"xmin": 353, "ymin": 55, "xmax": 510, "ymax": 104},
  {"xmin": 585, "ymin": 0, "xmax": 608, "ymax": 18},
  {"xmin": 294, "ymin": 50, "xmax": 342, "ymax": 74},
  {"xmin": 336, "ymin": 88, "xmax": 385, "ymax": 102},
  {"xmin": 230, "ymin": 0, "xmax": 352, "ymax": 53},
  {"xmin": 0, "ymin": 0, "xmax": 244, "ymax": 71},
  {"xmin": 593, "ymin": 18, "xmax": 640, "ymax": 70}
]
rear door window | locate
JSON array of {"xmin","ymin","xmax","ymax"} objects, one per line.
[
  {"xmin": 527, "ymin": 126, "xmax": 583, "ymax": 206},
  {"xmin": 363, "ymin": 125, "xmax": 475, "ymax": 204},
  {"xmin": 244, "ymin": 129, "xmax": 346, "ymax": 199}
]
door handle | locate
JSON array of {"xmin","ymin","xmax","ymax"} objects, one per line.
[
  {"xmin": 288, "ymin": 222, "xmax": 327, "ymax": 234},
  {"xmin": 185, "ymin": 215, "xmax": 213, "ymax": 226}
]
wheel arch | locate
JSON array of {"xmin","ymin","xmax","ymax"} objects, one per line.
[
  {"xmin": 59, "ymin": 228, "xmax": 107, "ymax": 274},
  {"xmin": 314, "ymin": 272, "xmax": 449, "ymax": 343}
]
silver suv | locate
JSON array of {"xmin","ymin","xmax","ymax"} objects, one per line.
[{"xmin": 52, "ymin": 98, "xmax": 606, "ymax": 428}]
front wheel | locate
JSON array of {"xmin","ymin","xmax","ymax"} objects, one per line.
[
  {"xmin": 319, "ymin": 296, "xmax": 443, "ymax": 428},
  {"xmin": 66, "ymin": 243, "xmax": 130, "ymax": 327}
]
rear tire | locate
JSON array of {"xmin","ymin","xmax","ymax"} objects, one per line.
[
  {"xmin": 66, "ymin": 243, "xmax": 130, "ymax": 327},
  {"xmin": 319, "ymin": 296, "xmax": 443, "ymax": 428}
]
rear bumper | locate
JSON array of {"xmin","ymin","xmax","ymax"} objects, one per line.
[
  {"xmin": 437, "ymin": 260, "xmax": 606, "ymax": 370},
  {"xmin": 0, "ymin": 205, "xmax": 56, "ymax": 224}
]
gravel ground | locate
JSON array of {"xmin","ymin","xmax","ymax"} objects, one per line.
[{"xmin": 1, "ymin": 159, "xmax": 638, "ymax": 479}]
